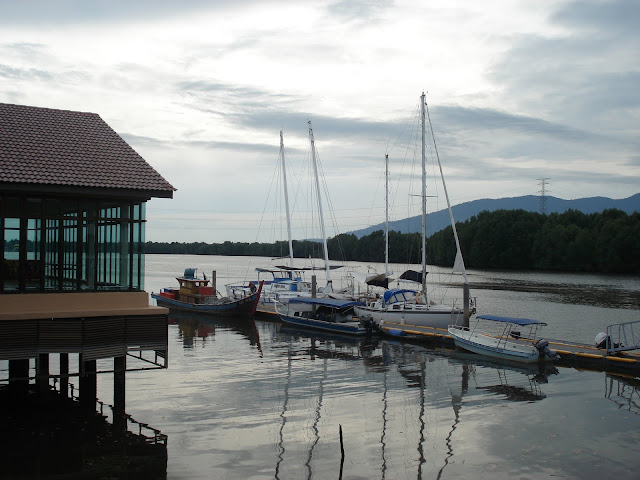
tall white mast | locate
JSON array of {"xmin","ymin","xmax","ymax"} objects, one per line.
[
  {"xmin": 280, "ymin": 130, "xmax": 294, "ymax": 269},
  {"xmin": 308, "ymin": 121, "xmax": 331, "ymax": 283},
  {"xmin": 420, "ymin": 92, "xmax": 428, "ymax": 298},
  {"xmin": 385, "ymin": 153, "xmax": 389, "ymax": 277}
]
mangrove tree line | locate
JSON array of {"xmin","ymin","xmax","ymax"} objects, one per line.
[{"xmin": 145, "ymin": 209, "xmax": 639, "ymax": 273}]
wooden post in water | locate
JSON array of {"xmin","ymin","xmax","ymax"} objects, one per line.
[
  {"xmin": 463, "ymin": 283, "xmax": 470, "ymax": 329},
  {"xmin": 312, "ymin": 275, "xmax": 317, "ymax": 315},
  {"xmin": 211, "ymin": 271, "xmax": 217, "ymax": 294},
  {"xmin": 339, "ymin": 424, "xmax": 345, "ymax": 479}
]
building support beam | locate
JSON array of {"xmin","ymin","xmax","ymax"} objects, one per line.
[
  {"xmin": 79, "ymin": 355, "xmax": 97, "ymax": 411},
  {"xmin": 113, "ymin": 355, "xmax": 126, "ymax": 432},
  {"xmin": 36, "ymin": 353, "xmax": 49, "ymax": 396},
  {"xmin": 8, "ymin": 358, "xmax": 29, "ymax": 404},
  {"xmin": 59, "ymin": 353, "xmax": 69, "ymax": 398}
]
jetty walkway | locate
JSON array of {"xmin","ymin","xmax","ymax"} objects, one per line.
[{"xmin": 378, "ymin": 321, "xmax": 640, "ymax": 377}]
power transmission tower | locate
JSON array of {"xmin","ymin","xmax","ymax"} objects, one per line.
[{"xmin": 537, "ymin": 178, "xmax": 551, "ymax": 214}]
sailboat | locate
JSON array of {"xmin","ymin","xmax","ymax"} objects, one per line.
[
  {"xmin": 225, "ymin": 124, "xmax": 345, "ymax": 316},
  {"xmin": 354, "ymin": 93, "xmax": 472, "ymax": 331},
  {"xmin": 352, "ymin": 153, "xmax": 394, "ymax": 291}
]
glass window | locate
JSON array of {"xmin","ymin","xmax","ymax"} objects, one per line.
[{"xmin": 1, "ymin": 195, "xmax": 147, "ymax": 293}]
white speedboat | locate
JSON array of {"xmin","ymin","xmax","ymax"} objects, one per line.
[{"xmin": 448, "ymin": 314, "xmax": 560, "ymax": 364}]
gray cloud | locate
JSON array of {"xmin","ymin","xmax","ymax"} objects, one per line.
[
  {"xmin": 0, "ymin": 0, "xmax": 251, "ymax": 25},
  {"xmin": 121, "ymin": 133, "xmax": 281, "ymax": 156},
  {"xmin": 490, "ymin": 0, "xmax": 639, "ymax": 136},
  {"xmin": 326, "ymin": 0, "xmax": 393, "ymax": 24},
  {"xmin": 552, "ymin": 0, "xmax": 639, "ymax": 37}
]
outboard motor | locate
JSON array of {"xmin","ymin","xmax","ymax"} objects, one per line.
[
  {"xmin": 534, "ymin": 339, "xmax": 560, "ymax": 361},
  {"xmin": 360, "ymin": 314, "xmax": 376, "ymax": 334}
]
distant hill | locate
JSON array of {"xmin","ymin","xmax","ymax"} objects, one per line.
[{"xmin": 349, "ymin": 193, "xmax": 640, "ymax": 238}]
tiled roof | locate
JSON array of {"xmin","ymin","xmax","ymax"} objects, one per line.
[{"xmin": 0, "ymin": 103, "xmax": 175, "ymax": 196}]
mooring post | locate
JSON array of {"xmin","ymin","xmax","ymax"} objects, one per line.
[
  {"xmin": 339, "ymin": 424, "xmax": 345, "ymax": 479},
  {"xmin": 312, "ymin": 275, "xmax": 317, "ymax": 315},
  {"xmin": 463, "ymin": 283, "xmax": 470, "ymax": 329}
]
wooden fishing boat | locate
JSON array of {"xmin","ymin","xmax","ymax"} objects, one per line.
[
  {"xmin": 448, "ymin": 314, "xmax": 560, "ymax": 364},
  {"xmin": 152, "ymin": 268, "xmax": 262, "ymax": 317}
]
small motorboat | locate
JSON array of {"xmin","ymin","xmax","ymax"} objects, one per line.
[
  {"xmin": 152, "ymin": 268, "xmax": 262, "ymax": 317},
  {"xmin": 448, "ymin": 314, "xmax": 560, "ymax": 364},
  {"xmin": 276, "ymin": 297, "xmax": 371, "ymax": 335}
]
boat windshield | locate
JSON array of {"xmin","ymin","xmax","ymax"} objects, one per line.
[{"xmin": 384, "ymin": 289, "xmax": 417, "ymax": 305}]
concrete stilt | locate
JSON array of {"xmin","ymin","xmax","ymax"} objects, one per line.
[
  {"xmin": 113, "ymin": 355, "xmax": 127, "ymax": 432},
  {"xmin": 59, "ymin": 353, "xmax": 69, "ymax": 398},
  {"xmin": 36, "ymin": 353, "xmax": 49, "ymax": 395},
  {"xmin": 79, "ymin": 355, "xmax": 97, "ymax": 411}
]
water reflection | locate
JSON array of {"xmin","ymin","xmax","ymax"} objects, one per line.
[
  {"xmin": 0, "ymin": 385, "xmax": 167, "ymax": 478},
  {"xmin": 169, "ymin": 311, "xmax": 263, "ymax": 355},
  {"xmin": 263, "ymin": 329, "xmax": 556, "ymax": 479},
  {"xmin": 605, "ymin": 374, "xmax": 640, "ymax": 415},
  {"xmin": 152, "ymin": 314, "xmax": 640, "ymax": 479}
]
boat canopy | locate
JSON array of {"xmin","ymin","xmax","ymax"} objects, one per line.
[
  {"xmin": 352, "ymin": 271, "xmax": 391, "ymax": 288},
  {"xmin": 477, "ymin": 314, "xmax": 547, "ymax": 326},
  {"xmin": 398, "ymin": 270, "xmax": 424, "ymax": 283},
  {"xmin": 288, "ymin": 297, "xmax": 365, "ymax": 308},
  {"xmin": 383, "ymin": 288, "xmax": 418, "ymax": 303}
]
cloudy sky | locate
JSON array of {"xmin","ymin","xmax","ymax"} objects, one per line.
[{"xmin": 1, "ymin": 0, "xmax": 638, "ymax": 243}]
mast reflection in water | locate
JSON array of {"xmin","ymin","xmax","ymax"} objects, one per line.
[{"xmin": 117, "ymin": 311, "xmax": 640, "ymax": 480}]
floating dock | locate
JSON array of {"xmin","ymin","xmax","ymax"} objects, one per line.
[{"xmin": 378, "ymin": 321, "xmax": 640, "ymax": 377}]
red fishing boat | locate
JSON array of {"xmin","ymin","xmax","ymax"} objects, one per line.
[{"xmin": 152, "ymin": 268, "xmax": 262, "ymax": 317}]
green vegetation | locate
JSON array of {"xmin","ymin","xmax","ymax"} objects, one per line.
[
  {"xmin": 428, "ymin": 208, "xmax": 639, "ymax": 273},
  {"xmin": 145, "ymin": 209, "xmax": 640, "ymax": 274}
]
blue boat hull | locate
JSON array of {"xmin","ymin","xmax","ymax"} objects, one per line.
[{"xmin": 278, "ymin": 313, "xmax": 368, "ymax": 335}]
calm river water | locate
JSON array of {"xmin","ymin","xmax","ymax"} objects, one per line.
[{"xmin": 114, "ymin": 255, "xmax": 639, "ymax": 479}]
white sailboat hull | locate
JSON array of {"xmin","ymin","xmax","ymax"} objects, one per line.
[{"xmin": 355, "ymin": 303, "xmax": 462, "ymax": 330}]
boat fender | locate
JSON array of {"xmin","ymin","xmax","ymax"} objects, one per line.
[
  {"xmin": 535, "ymin": 339, "xmax": 560, "ymax": 361},
  {"xmin": 387, "ymin": 329, "xmax": 407, "ymax": 337},
  {"xmin": 595, "ymin": 332, "xmax": 608, "ymax": 349}
]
